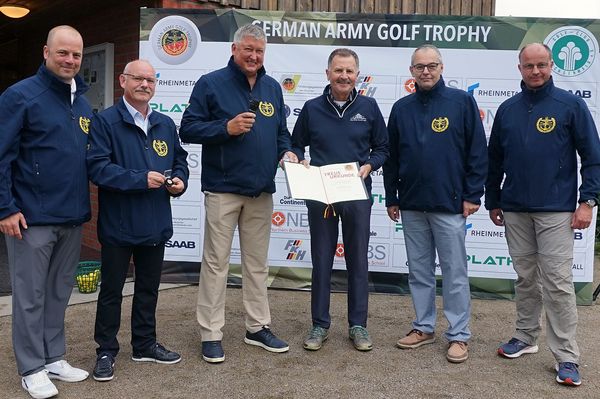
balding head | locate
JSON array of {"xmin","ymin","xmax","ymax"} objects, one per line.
[{"xmin": 43, "ymin": 26, "xmax": 84, "ymax": 83}]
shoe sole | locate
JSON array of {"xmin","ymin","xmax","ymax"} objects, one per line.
[
  {"xmin": 447, "ymin": 353, "xmax": 469, "ymax": 363},
  {"xmin": 555, "ymin": 364, "xmax": 582, "ymax": 386},
  {"xmin": 303, "ymin": 335, "xmax": 328, "ymax": 351},
  {"xmin": 497, "ymin": 344, "xmax": 539, "ymax": 359},
  {"xmin": 202, "ymin": 354, "xmax": 225, "ymax": 363},
  {"xmin": 46, "ymin": 372, "xmax": 89, "ymax": 382},
  {"xmin": 21, "ymin": 381, "xmax": 58, "ymax": 399},
  {"xmin": 244, "ymin": 337, "xmax": 290, "ymax": 353},
  {"xmin": 396, "ymin": 337, "xmax": 435, "ymax": 349},
  {"xmin": 93, "ymin": 374, "xmax": 114, "ymax": 382},
  {"xmin": 131, "ymin": 356, "xmax": 182, "ymax": 365}
]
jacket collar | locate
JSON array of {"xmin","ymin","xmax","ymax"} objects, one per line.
[
  {"xmin": 226, "ymin": 56, "xmax": 266, "ymax": 88},
  {"xmin": 37, "ymin": 63, "xmax": 89, "ymax": 97},
  {"xmin": 521, "ymin": 76, "xmax": 554, "ymax": 102},
  {"xmin": 415, "ymin": 77, "xmax": 445, "ymax": 102},
  {"xmin": 116, "ymin": 98, "xmax": 162, "ymax": 128},
  {"xmin": 323, "ymin": 84, "xmax": 358, "ymax": 117}
]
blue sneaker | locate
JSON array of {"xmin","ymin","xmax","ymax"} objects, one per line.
[
  {"xmin": 498, "ymin": 338, "xmax": 539, "ymax": 359},
  {"xmin": 244, "ymin": 327, "xmax": 289, "ymax": 353},
  {"xmin": 555, "ymin": 362, "xmax": 581, "ymax": 386},
  {"xmin": 202, "ymin": 341, "xmax": 225, "ymax": 363}
]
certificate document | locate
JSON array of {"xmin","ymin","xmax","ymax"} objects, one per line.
[{"xmin": 283, "ymin": 161, "xmax": 369, "ymax": 204}]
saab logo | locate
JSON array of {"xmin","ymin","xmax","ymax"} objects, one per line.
[
  {"xmin": 150, "ymin": 102, "xmax": 189, "ymax": 113},
  {"xmin": 165, "ymin": 240, "xmax": 195, "ymax": 248},
  {"xmin": 335, "ymin": 243, "xmax": 345, "ymax": 257},
  {"xmin": 149, "ymin": 16, "xmax": 200, "ymax": 65},
  {"xmin": 356, "ymin": 76, "xmax": 376, "ymax": 97},
  {"xmin": 259, "ymin": 101, "xmax": 274, "ymax": 117},
  {"xmin": 574, "ymin": 231, "xmax": 583, "ymax": 240},
  {"xmin": 272, "ymin": 211, "xmax": 286, "ymax": 226},
  {"xmin": 350, "ymin": 113, "xmax": 367, "ymax": 122},
  {"xmin": 404, "ymin": 78, "xmax": 416, "ymax": 93},
  {"xmin": 371, "ymin": 193, "xmax": 385, "ymax": 203},
  {"xmin": 467, "ymin": 82, "xmax": 480, "ymax": 95},
  {"xmin": 79, "ymin": 116, "xmax": 90, "ymax": 134},
  {"xmin": 152, "ymin": 140, "xmax": 168, "ymax": 156},
  {"xmin": 284, "ymin": 104, "xmax": 291, "ymax": 118},
  {"xmin": 545, "ymin": 26, "xmax": 598, "ymax": 77},
  {"xmin": 568, "ymin": 89, "xmax": 592, "ymax": 98},
  {"xmin": 284, "ymin": 240, "xmax": 306, "ymax": 260},
  {"xmin": 395, "ymin": 223, "xmax": 403, "ymax": 231},
  {"xmin": 536, "ymin": 117, "xmax": 556, "ymax": 134},
  {"xmin": 467, "ymin": 254, "xmax": 512, "ymax": 266},
  {"xmin": 368, "ymin": 244, "xmax": 386, "ymax": 260},
  {"xmin": 431, "ymin": 117, "xmax": 449, "ymax": 133},
  {"xmin": 280, "ymin": 75, "xmax": 301, "ymax": 93}
]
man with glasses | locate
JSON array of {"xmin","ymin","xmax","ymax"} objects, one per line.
[
  {"xmin": 486, "ymin": 43, "xmax": 600, "ymax": 387},
  {"xmin": 87, "ymin": 59, "xmax": 189, "ymax": 381},
  {"xmin": 383, "ymin": 44, "xmax": 487, "ymax": 363}
]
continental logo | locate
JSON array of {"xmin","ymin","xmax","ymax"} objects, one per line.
[
  {"xmin": 259, "ymin": 101, "xmax": 275, "ymax": 117},
  {"xmin": 431, "ymin": 117, "xmax": 449, "ymax": 133},
  {"xmin": 152, "ymin": 140, "xmax": 168, "ymax": 156},
  {"xmin": 79, "ymin": 116, "xmax": 90, "ymax": 134},
  {"xmin": 536, "ymin": 117, "xmax": 556, "ymax": 134}
]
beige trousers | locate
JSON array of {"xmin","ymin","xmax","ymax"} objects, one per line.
[
  {"xmin": 196, "ymin": 192, "xmax": 273, "ymax": 341},
  {"xmin": 504, "ymin": 212, "xmax": 579, "ymax": 364}
]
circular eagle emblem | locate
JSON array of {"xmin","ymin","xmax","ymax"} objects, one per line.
[
  {"xmin": 536, "ymin": 117, "xmax": 556, "ymax": 134},
  {"xmin": 161, "ymin": 29, "xmax": 188, "ymax": 56},
  {"xmin": 152, "ymin": 139, "xmax": 169, "ymax": 157},
  {"xmin": 431, "ymin": 117, "xmax": 449, "ymax": 133},
  {"xmin": 259, "ymin": 101, "xmax": 275, "ymax": 117}
]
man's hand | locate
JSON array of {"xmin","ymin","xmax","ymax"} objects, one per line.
[
  {"xmin": 358, "ymin": 164, "xmax": 372, "ymax": 179},
  {"xmin": 462, "ymin": 200, "xmax": 480, "ymax": 218},
  {"xmin": 147, "ymin": 171, "xmax": 166, "ymax": 189},
  {"xmin": 489, "ymin": 208, "xmax": 504, "ymax": 226},
  {"xmin": 387, "ymin": 205, "xmax": 399, "ymax": 222},
  {"xmin": 166, "ymin": 177, "xmax": 185, "ymax": 195},
  {"xmin": 279, "ymin": 151, "xmax": 299, "ymax": 168},
  {"xmin": 572, "ymin": 203, "xmax": 593, "ymax": 229},
  {"xmin": 227, "ymin": 112, "xmax": 256, "ymax": 136},
  {"xmin": 0, "ymin": 212, "xmax": 27, "ymax": 239}
]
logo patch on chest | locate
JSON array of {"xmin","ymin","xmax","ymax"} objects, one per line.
[
  {"xmin": 536, "ymin": 117, "xmax": 556, "ymax": 133},
  {"xmin": 350, "ymin": 113, "xmax": 367, "ymax": 122},
  {"xmin": 431, "ymin": 117, "xmax": 449, "ymax": 133},
  {"xmin": 153, "ymin": 140, "xmax": 169, "ymax": 156},
  {"xmin": 79, "ymin": 117, "xmax": 91, "ymax": 134},
  {"xmin": 259, "ymin": 101, "xmax": 275, "ymax": 117}
]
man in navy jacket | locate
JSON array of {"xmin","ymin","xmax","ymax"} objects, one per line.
[
  {"xmin": 486, "ymin": 43, "xmax": 600, "ymax": 387},
  {"xmin": 291, "ymin": 48, "xmax": 388, "ymax": 352},
  {"xmin": 179, "ymin": 24, "xmax": 296, "ymax": 363},
  {"xmin": 0, "ymin": 25, "xmax": 92, "ymax": 399},
  {"xmin": 87, "ymin": 60, "xmax": 189, "ymax": 382},
  {"xmin": 383, "ymin": 44, "xmax": 487, "ymax": 364}
]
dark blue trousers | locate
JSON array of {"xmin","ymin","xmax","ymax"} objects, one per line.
[
  {"xmin": 306, "ymin": 198, "xmax": 372, "ymax": 329},
  {"xmin": 94, "ymin": 244, "xmax": 165, "ymax": 356}
]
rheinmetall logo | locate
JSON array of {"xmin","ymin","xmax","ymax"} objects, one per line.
[{"xmin": 544, "ymin": 26, "xmax": 598, "ymax": 77}]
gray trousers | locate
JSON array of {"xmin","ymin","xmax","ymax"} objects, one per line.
[
  {"xmin": 6, "ymin": 225, "xmax": 82, "ymax": 376},
  {"xmin": 504, "ymin": 212, "xmax": 579, "ymax": 364}
]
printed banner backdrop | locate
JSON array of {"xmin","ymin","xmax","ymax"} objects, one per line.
[{"xmin": 140, "ymin": 9, "xmax": 599, "ymax": 304}]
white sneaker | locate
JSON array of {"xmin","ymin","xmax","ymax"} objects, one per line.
[
  {"xmin": 21, "ymin": 370, "xmax": 58, "ymax": 399},
  {"xmin": 45, "ymin": 359, "xmax": 89, "ymax": 382}
]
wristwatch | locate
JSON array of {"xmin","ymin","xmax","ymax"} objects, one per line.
[{"xmin": 582, "ymin": 199, "xmax": 597, "ymax": 208}]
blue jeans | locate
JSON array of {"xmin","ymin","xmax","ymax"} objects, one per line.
[{"xmin": 401, "ymin": 211, "xmax": 471, "ymax": 342}]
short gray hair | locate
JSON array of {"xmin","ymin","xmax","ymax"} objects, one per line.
[
  {"xmin": 411, "ymin": 44, "xmax": 443, "ymax": 65},
  {"xmin": 233, "ymin": 24, "xmax": 267, "ymax": 44},
  {"xmin": 327, "ymin": 48, "xmax": 359, "ymax": 69}
]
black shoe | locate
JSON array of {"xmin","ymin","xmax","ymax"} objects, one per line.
[
  {"xmin": 202, "ymin": 341, "xmax": 225, "ymax": 363},
  {"xmin": 244, "ymin": 327, "xmax": 289, "ymax": 353},
  {"xmin": 132, "ymin": 342, "xmax": 181, "ymax": 364},
  {"xmin": 93, "ymin": 353, "xmax": 115, "ymax": 382}
]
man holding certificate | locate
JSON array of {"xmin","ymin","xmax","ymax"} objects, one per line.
[
  {"xmin": 383, "ymin": 45, "xmax": 487, "ymax": 363},
  {"xmin": 290, "ymin": 48, "xmax": 389, "ymax": 352}
]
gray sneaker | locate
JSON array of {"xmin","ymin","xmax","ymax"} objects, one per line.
[
  {"xmin": 303, "ymin": 326, "xmax": 329, "ymax": 351},
  {"xmin": 349, "ymin": 325, "xmax": 373, "ymax": 351}
]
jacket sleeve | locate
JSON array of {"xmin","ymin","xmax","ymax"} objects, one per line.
[
  {"xmin": 573, "ymin": 98, "xmax": 600, "ymax": 202},
  {"xmin": 291, "ymin": 104, "xmax": 310, "ymax": 161},
  {"xmin": 0, "ymin": 88, "xmax": 25, "ymax": 219},
  {"xmin": 276, "ymin": 85, "xmax": 292, "ymax": 158},
  {"xmin": 485, "ymin": 105, "xmax": 505, "ymax": 210},
  {"xmin": 86, "ymin": 115, "xmax": 148, "ymax": 192},
  {"xmin": 383, "ymin": 103, "xmax": 400, "ymax": 208},
  {"xmin": 366, "ymin": 98, "xmax": 389, "ymax": 171},
  {"xmin": 462, "ymin": 95, "xmax": 488, "ymax": 205},
  {"xmin": 170, "ymin": 120, "xmax": 190, "ymax": 198},
  {"xmin": 179, "ymin": 77, "xmax": 231, "ymax": 145}
]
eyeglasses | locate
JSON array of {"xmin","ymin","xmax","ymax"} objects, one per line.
[
  {"xmin": 521, "ymin": 62, "xmax": 550, "ymax": 71},
  {"xmin": 123, "ymin": 73, "xmax": 157, "ymax": 85},
  {"xmin": 411, "ymin": 63, "xmax": 440, "ymax": 72}
]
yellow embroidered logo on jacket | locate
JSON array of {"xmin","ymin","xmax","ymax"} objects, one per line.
[
  {"xmin": 431, "ymin": 117, "xmax": 449, "ymax": 133},
  {"xmin": 259, "ymin": 101, "xmax": 275, "ymax": 117},
  {"xmin": 152, "ymin": 140, "xmax": 168, "ymax": 156},
  {"xmin": 79, "ymin": 117, "xmax": 91, "ymax": 134},
  {"xmin": 536, "ymin": 117, "xmax": 556, "ymax": 133}
]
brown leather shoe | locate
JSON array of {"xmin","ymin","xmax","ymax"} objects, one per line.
[
  {"xmin": 396, "ymin": 329, "xmax": 435, "ymax": 349},
  {"xmin": 447, "ymin": 341, "xmax": 468, "ymax": 363}
]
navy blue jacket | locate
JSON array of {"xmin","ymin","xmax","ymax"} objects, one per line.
[
  {"xmin": 0, "ymin": 64, "xmax": 92, "ymax": 225},
  {"xmin": 179, "ymin": 57, "xmax": 291, "ymax": 197},
  {"xmin": 383, "ymin": 78, "xmax": 488, "ymax": 214},
  {"xmin": 486, "ymin": 78, "xmax": 600, "ymax": 212},
  {"xmin": 87, "ymin": 99, "xmax": 189, "ymax": 246},
  {"xmin": 291, "ymin": 86, "xmax": 389, "ymax": 191}
]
